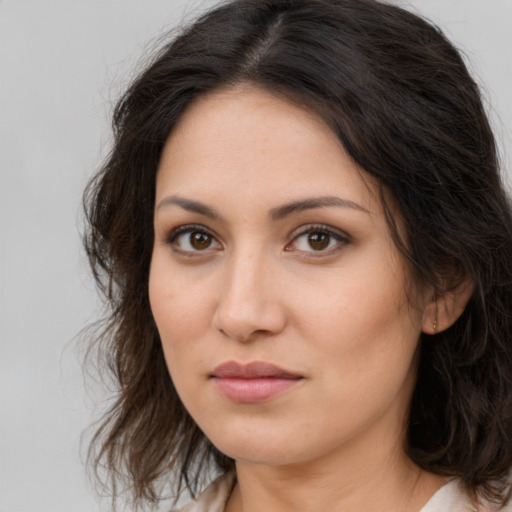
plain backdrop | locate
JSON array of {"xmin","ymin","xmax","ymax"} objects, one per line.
[{"xmin": 0, "ymin": 1, "xmax": 511, "ymax": 511}]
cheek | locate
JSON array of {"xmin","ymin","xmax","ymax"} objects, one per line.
[
  {"xmin": 299, "ymin": 264, "xmax": 414, "ymax": 344},
  {"xmin": 150, "ymin": 252, "xmax": 209, "ymax": 332},
  {"xmin": 148, "ymin": 258, "xmax": 211, "ymax": 404},
  {"xmin": 148, "ymin": 256, "xmax": 212, "ymax": 378},
  {"xmin": 294, "ymin": 259, "xmax": 421, "ymax": 390}
]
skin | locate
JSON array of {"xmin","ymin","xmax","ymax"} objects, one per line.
[{"xmin": 149, "ymin": 86, "xmax": 457, "ymax": 511}]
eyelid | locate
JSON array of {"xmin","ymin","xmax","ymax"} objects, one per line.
[
  {"xmin": 166, "ymin": 223, "xmax": 213, "ymax": 242},
  {"xmin": 288, "ymin": 223, "xmax": 351, "ymax": 242}
]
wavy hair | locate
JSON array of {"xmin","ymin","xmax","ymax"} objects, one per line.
[{"xmin": 83, "ymin": 0, "xmax": 512, "ymax": 508}]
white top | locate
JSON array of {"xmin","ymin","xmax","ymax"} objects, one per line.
[{"xmin": 173, "ymin": 472, "xmax": 512, "ymax": 512}]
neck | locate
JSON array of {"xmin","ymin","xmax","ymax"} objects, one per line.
[{"xmin": 225, "ymin": 431, "xmax": 446, "ymax": 512}]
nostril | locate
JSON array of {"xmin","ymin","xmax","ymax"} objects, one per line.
[{"xmin": 212, "ymin": 296, "xmax": 287, "ymax": 342}]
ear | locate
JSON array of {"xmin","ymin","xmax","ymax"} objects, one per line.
[{"xmin": 421, "ymin": 279, "xmax": 474, "ymax": 335}]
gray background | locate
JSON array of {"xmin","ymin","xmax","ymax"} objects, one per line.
[{"xmin": 0, "ymin": 1, "xmax": 511, "ymax": 511}]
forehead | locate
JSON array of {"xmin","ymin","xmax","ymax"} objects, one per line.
[{"xmin": 156, "ymin": 86, "xmax": 380, "ymax": 215}]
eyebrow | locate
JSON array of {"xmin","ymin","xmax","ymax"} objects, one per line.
[
  {"xmin": 269, "ymin": 196, "xmax": 370, "ymax": 220},
  {"xmin": 157, "ymin": 196, "xmax": 222, "ymax": 219},
  {"xmin": 156, "ymin": 194, "xmax": 370, "ymax": 221}
]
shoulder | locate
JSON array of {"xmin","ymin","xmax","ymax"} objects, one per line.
[
  {"xmin": 171, "ymin": 473, "xmax": 512, "ymax": 512},
  {"xmin": 170, "ymin": 472, "xmax": 235, "ymax": 512},
  {"xmin": 421, "ymin": 478, "xmax": 512, "ymax": 512}
]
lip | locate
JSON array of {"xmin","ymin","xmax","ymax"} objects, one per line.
[{"xmin": 210, "ymin": 361, "xmax": 303, "ymax": 404}]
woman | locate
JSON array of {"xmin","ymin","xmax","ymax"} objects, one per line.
[{"xmin": 83, "ymin": 0, "xmax": 512, "ymax": 510}]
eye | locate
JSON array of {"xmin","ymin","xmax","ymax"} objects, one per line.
[
  {"xmin": 167, "ymin": 225, "xmax": 222, "ymax": 254},
  {"xmin": 286, "ymin": 225, "xmax": 350, "ymax": 256}
]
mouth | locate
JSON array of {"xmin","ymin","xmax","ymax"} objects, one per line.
[{"xmin": 210, "ymin": 361, "xmax": 303, "ymax": 404}]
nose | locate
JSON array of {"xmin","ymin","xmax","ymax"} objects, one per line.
[{"xmin": 212, "ymin": 250, "xmax": 288, "ymax": 343}]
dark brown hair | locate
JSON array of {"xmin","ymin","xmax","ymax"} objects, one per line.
[{"xmin": 83, "ymin": 0, "xmax": 512, "ymax": 509}]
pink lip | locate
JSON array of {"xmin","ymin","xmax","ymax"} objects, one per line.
[{"xmin": 211, "ymin": 361, "xmax": 303, "ymax": 404}]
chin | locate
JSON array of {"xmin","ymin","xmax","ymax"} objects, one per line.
[
  {"xmin": 215, "ymin": 441, "xmax": 303, "ymax": 467},
  {"xmin": 202, "ymin": 420, "xmax": 303, "ymax": 466},
  {"xmin": 203, "ymin": 418, "xmax": 339, "ymax": 469}
]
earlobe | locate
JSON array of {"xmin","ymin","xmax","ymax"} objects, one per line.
[{"xmin": 421, "ymin": 279, "xmax": 474, "ymax": 335}]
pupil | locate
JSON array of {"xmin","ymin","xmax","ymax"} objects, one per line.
[
  {"xmin": 191, "ymin": 232, "xmax": 211, "ymax": 250},
  {"xmin": 308, "ymin": 232, "xmax": 329, "ymax": 250}
]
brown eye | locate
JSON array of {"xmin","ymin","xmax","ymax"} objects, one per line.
[
  {"xmin": 287, "ymin": 225, "xmax": 350, "ymax": 256},
  {"xmin": 190, "ymin": 231, "xmax": 212, "ymax": 250},
  {"xmin": 307, "ymin": 232, "xmax": 330, "ymax": 250},
  {"xmin": 168, "ymin": 226, "xmax": 221, "ymax": 254}
]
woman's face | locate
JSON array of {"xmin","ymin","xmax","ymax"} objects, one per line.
[{"xmin": 149, "ymin": 87, "xmax": 427, "ymax": 468}]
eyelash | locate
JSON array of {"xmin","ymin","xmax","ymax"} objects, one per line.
[
  {"xmin": 287, "ymin": 224, "xmax": 351, "ymax": 257},
  {"xmin": 165, "ymin": 223, "xmax": 351, "ymax": 258},
  {"xmin": 166, "ymin": 224, "xmax": 220, "ymax": 256}
]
